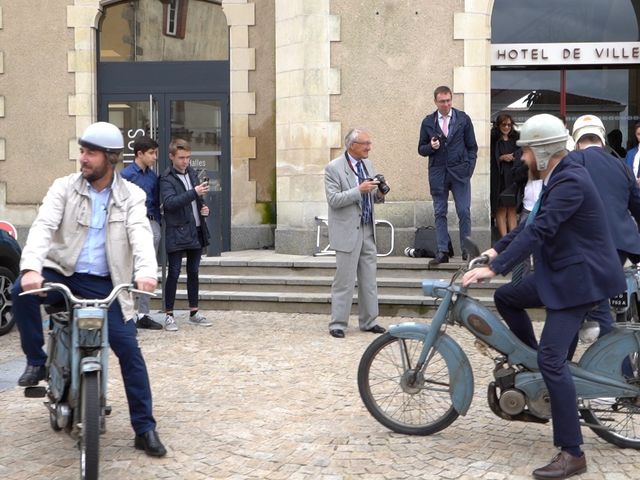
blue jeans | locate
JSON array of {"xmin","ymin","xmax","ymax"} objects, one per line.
[
  {"xmin": 164, "ymin": 248, "xmax": 202, "ymax": 311},
  {"xmin": 11, "ymin": 270, "xmax": 156, "ymax": 435}
]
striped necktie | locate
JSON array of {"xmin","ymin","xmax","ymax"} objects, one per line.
[{"xmin": 356, "ymin": 161, "xmax": 372, "ymax": 224}]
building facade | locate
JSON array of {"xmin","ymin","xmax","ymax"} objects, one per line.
[{"xmin": 0, "ymin": 1, "xmax": 638, "ymax": 255}]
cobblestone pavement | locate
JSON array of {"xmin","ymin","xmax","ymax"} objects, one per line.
[{"xmin": 0, "ymin": 311, "xmax": 638, "ymax": 480}]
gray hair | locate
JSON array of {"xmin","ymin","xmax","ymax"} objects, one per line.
[{"xmin": 344, "ymin": 128, "xmax": 368, "ymax": 149}]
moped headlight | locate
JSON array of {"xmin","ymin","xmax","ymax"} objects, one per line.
[
  {"xmin": 76, "ymin": 308, "xmax": 104, "ymax": 330},
  {"xmin": 77, "ymin": 317, "xmax": 102, "ymax": 330}
]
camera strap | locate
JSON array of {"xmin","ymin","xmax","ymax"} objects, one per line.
[{"xmin": 345, "ymin": 151, "xmax": 370, "ymax": 181}]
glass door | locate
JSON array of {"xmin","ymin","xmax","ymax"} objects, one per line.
[
  {"xmin": 100, "ymin": 93, "xmax": 230, "ymax": 256},
  {"xmin": 165, "ymin": 95, "xmax": 228, "ymax": 256}
]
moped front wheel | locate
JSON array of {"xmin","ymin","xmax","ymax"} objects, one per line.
[
  {"xmin": 358, "ymin": 333, "xmax": 459, "ymax": 435},
  {"xmin": 80, "ymin": 371, "xmax": 100, "ymax": 480},
  {"xmin": 581, "ymin": 351, "xmax": 640, "ymax": 449}
]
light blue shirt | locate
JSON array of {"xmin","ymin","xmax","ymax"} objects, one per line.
[{"xmin": 75, "ymin": 184, "xmax": 111, "ymax": 276}]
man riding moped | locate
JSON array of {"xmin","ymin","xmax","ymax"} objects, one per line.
[
  {"xmin": 463, "ymin": 114, "xmax": 626, "ymax": 479},
  {"xmin": 11, "ymin": 122, "xmax": 167, "ymax": 457}
]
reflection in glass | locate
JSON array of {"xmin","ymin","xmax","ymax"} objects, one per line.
[
  {"xmin": 492, "ymin": 0, "xmax": 640, "ymax": 43},
  {"xmin": 100, "ymin": 0, "xmax": 228, "ymax": 62},
  {"xmin": 492, "ymin": 68, "xmax": 640, "ymax": 148},
  {"xmin": 107, "ymin": 101, "xmax": 152, "ymax": 167},
  {"xmin": 170, "ymin": 100, "xmax": 222, "ymax": 175}
]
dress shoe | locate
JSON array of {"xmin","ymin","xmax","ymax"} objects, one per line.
[
  {"xmin": 18, "ymin": 364, "xmax": 46, "ymax": 387},
  {"xmin": 364, "ymin": 325, "xmax": 386, "ymax": 334},
  {"xmin": 462, "ymin": 251, "xmax": 469, "ymax": 261},
  {"xmin": 429, "ymin": 252, "xmax": 449, "ymax": 266},
  {"xmin": 136, "ymin": 314, "xmax": 163, "ymax": 330},
  {"xmin": 134, "ymin": 429, "xmax": 167, "ymax": 457},
  {"xmin": 532, "ymin": 451, "xmax": 586, "ymax": 479},
  {"xmin": 329, "ymin": 329, "xmax": 345, "ymax": 338}
]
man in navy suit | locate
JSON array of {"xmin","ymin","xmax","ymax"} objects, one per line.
[
  {"xmin": 566, "ymin": 115, "xmax": 640, "ymax": 349},
  {"xmin": 418, "ymin": 85, "xmax": 477, "ymax": 265},
  {"xmin": 462, "ymin": 114, "xmax": 625, "ymax": 479}
]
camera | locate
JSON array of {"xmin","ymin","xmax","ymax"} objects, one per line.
[
  {"xmin": 431, "ymin": 134, "xmax": 445, "ymax": 144},
  {"xmin": 373, "ymin": 174, "xmax": 390, "ymax": 194}
]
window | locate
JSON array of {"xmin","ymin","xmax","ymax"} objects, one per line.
[{"xmin": 164, "ymin": 0, "xmax": 188, "ymax": 39}]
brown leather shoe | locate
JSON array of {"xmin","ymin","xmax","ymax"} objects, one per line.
[{"xmin": 532, "ymin": 451, "xmax": 586, "ymax": 479}]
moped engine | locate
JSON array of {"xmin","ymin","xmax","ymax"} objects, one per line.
[{"xmin": 487, "ymin": 360, "xmax": 549, "ymax": 424}]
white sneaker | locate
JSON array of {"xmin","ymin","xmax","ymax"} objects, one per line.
[
  {"xmin": 165, "ymin": 314, "xmax": 178, "ymax": 331},
  {"xmin": 188, "ymin": 312, "xmax": 212, "ymax": 327}
]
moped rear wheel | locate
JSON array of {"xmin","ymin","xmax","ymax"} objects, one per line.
[
  {"xmin": 581, "ymin": 352, "xmax": 640, "ymax": 449},
  {"xmin": 80, "ymin": 371, "xmax": 100, "ymax": 480},
  {"xmin": 358, "ymin": 333, "xmax": 459, "ymax": 435}
]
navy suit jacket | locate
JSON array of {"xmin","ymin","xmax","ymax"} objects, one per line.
[
  {"xmin": 625, "ymin": 146, "xmax": 639, "ymax": 177},
  {"xmin": 491, "ymin": 158, "xmax": 625, "ymax": 310},
  {"xmin": 418, "ymin": 108, "xmax": 478, "ymax": 183},
  {"xmin": 568, "ymin": 147, "xmax": 640, "ymax": 255}
]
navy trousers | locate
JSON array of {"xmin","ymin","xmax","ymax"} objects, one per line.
[
  {"xmin": 11, "ymin": 270, "xmax": 156, "ymax": 435},
  {"xmin": 493, "ymin": 274, "xmax": 597, "ymax": 448},
  {"xmin": 430, "ymin": 170, "xmax": 471, "ymax": 254}
]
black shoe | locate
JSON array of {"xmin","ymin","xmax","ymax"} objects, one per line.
[
  {"xmin": 18, "ymin": 364, "xmax": 46, "ymax": 387},
  {"xmin": 135, "ymin": 430, "xmax": 167, "ymax": 457},
  {"xmin": 429, "ymin": 252, "xmax": 449, "ymax": 266},
  {"xmin": 329, "ymin": 329, "xmax": 345, "ymax": 338},
  {"xmin": 365, "ymin": 325, "xmax": 386, "ymax": 334},
  {"xmin": 136, "ymin": 315, "xmax": 163, "ymax": 330},
  {"xmin": 462, "ymin": 251, "xmax": 469, "ymax": 261}
]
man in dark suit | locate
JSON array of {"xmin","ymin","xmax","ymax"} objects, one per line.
[
  {"xmin": 418, "ymin": 85, "xmax": 478, "ymax": 265},
  {"xmin": 324, "ymin": 128, "xmax": 388, "ymax": 338},
  {"xmin": 462, "ymin": 114, "xmax": 625, "ymax": 479},
  {"xmin": 567, "ymin": 114, "xmax": 640, "ymax": 345}
]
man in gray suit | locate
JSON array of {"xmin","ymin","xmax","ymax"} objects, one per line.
[{"xmin": 324, "ymin": 128, "xmax": 388, "ymax": 338}]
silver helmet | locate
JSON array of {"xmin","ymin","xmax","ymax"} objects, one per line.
[
  {"xmin": 78, "ymin": 122, "xmax": 124, "ymax": 154},
  {"xmin": 517, "ymin": 114, "xmax": 568, "ymax": 170}
]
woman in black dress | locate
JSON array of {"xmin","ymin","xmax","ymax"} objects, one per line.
[{"xmin": 492, "ymin": 113, "xmax": 522, "ymax": 238}]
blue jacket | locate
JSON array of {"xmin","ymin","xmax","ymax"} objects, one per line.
[
  {"xmin": 568, "ymin": 147, "xmax": 640, "ymax": 255},
  {"xmin": 159, "ymin": 166, "xmax": 210, "ymax": 253},
  {"xmin": 491, "ymin": 157, "xmax": 625, "ymax": 310},
  {"xmin": 625, "ymin": 146, "xmax": 639, "ymax": 177},
  {"xmin": 418, "ymin": 108, "xmax": 478, "ymax": 182}
]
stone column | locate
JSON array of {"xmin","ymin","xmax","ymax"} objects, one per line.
[
  {"xmin": 274, "ymin": 0, "xmax": 341, "ymax": 254},
  {"xmin": 454, "ymin": 3, "xmax": 492, "ymax": 245}
]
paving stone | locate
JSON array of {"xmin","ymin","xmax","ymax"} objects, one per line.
[{"xmin": 0, "ymin": 312, "xmax": 638, "ymax": 479}]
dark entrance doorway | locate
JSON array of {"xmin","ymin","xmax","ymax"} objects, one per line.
[{"xmin": 96, "ymin": 0, "xmax": 230, "ymax": 255}]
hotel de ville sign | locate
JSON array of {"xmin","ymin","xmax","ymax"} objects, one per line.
[{"xmin": 492, "ymin": 42, "xmax": 640, "ymax": 66}]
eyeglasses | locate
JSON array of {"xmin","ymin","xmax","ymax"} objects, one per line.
[
  {"xmin": 501, "ymin": 123, "xmax": 512, "ymax": 127},
  {"xmin": 353, "ymin": 141, "xmax": 372, "ymax": 146}
]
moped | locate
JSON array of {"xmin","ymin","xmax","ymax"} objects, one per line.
[
  {"xmin": 358, "ymin": 242, "xmax": 640, "ymax": 448},
  {"xmin": 22, "ymin": 282, "xmax": 150, "ymax": 480}
]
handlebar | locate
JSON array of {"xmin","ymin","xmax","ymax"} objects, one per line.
[
  {"xmin": 19, "ymin": 282, "xmax": 154, "ymax": 308},
  {"xmin": 468, "ymin": 255, "xmax": 490, "ymax": 270}
]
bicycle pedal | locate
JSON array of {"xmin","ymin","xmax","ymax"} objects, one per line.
[{"xmin": 24, "ymin": 386, "xmax": 47, "ymax": 398}]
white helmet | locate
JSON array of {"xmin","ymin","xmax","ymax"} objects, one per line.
[
  {"xmin": 572, "ymin": 114, "xmax": 606, "ymax": 145},
  {"xmin": 516, "ymin": 114, "xmax": 568, "ymax": 170},
  {"xmin": 79, "ymin": 122, "xmax": 124, "ymax": 153}
]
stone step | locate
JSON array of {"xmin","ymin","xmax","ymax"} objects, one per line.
[
  {"xmin": 165, "ymin": 273, "xmax": 507, "ymax": 297},
  {"xmin": 150, "ymin": 250, "xmax": 534, "ymax": 319}
]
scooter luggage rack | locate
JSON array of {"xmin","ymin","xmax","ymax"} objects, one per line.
[{"xmin": 314, "ymin": 215, "xmax": 395, "ymax": 257}]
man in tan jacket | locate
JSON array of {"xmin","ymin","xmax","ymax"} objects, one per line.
[{"xmin": 11, "ymin": 122, "xmax": 166, "ymax": 457}]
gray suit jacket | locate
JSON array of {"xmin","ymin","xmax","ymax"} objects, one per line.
[{"xmin": 324, "ymin": 152, "xmax": 384, "ymax": 252}]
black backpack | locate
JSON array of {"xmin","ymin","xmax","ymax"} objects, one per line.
[{"xmin": 410, "ymin": 226, "xmax": 454, "ymax": 258}]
